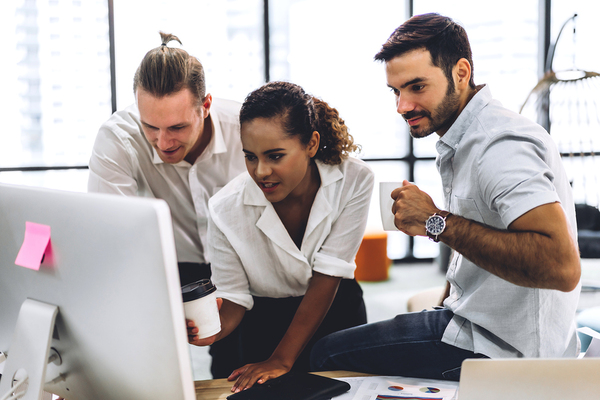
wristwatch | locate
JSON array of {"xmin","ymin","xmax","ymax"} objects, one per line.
[{"xmin": 425, "ymin": 211, "xmax": 451, "ymax": 242}]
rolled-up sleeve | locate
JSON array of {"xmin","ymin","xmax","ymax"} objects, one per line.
[
  {"xmin": 477, "ymin": 132, "xmax": 560, "ymax": 227},
  {"xmin": 312, "ymin": 161, "xmax": 374, "ymax": 278}
]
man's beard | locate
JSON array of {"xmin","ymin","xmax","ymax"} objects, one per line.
[{"xmin": 404, "ymin": 82, "xmax": 461, "ymax": 138}]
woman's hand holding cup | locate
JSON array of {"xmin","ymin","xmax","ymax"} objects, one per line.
[
  {"xmin": 187, "ymin": 312, "xmax": 221, "ymax": 346},
  {"xmin": 182, "ymin": 279, "xmax": 222, "ymax": 346}
]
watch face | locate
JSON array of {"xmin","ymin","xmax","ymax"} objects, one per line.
[{"xmin": 426, "ymin": 215, "xmax": 446, "ymax": 235}]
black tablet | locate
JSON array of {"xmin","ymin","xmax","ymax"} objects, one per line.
[{"xmin": 227, "ymin": 372, "xmax": 351, "ymax": 400}]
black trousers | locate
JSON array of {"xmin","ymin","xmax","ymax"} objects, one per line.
[
  {"xmin": 178, "ymin": 262, "xmax": 212, "ymax": 286},
  {"xmin": 210, "ymin": 278, "xmax": 367, "ymax": 378}
]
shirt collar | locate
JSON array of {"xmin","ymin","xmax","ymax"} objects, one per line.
[
  {"xmin": 243, "ymin": 160, "xmax": 344, "ymax": 206},
  {"xmin": 245, "ymin": 159, "xmax": 342, "ymax": 259},
  {"xmin": 437, "ymin": 84, "xmax": 490, "ymax": 153},
  {"xmin": 151, "ymin": 106, "xmax": 228, "ymax": 166}
]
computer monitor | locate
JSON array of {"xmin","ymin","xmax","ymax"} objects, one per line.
[{"xmin": 0, "ymin": 183, "xmax": 196, "ymax": 400}]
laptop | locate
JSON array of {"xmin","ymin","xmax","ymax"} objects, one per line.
[{"xmin": 458, "ymin": 358, "xmax": 600, "ymax": 400}]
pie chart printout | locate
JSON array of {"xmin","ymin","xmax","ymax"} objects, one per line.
[
  {"xmin": 388, "ymin": 386, "xmax": 404, "ymax": 391},
  {"xmin": 419, "ymin": 387, "xmax": 441, "ymax": 393}
]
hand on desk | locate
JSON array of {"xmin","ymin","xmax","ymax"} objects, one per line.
[
  {"xmin": 187, "ymin": 297, "xmax": 222, "ymax": 346},
  {"xmin": 228, "ymin": 358, "xmax": 290, "ymax": 393}
]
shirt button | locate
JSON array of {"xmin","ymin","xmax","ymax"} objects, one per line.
[{"xmin": 445, "ymin": 187, "xmax": 451, "ymax": 193}]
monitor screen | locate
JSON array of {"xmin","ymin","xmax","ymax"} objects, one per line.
[{"xmin": 0, "ymin": 183, "xmax": 195, "ymax": 400}]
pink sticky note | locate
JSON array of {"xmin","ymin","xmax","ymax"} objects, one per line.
[{"xmin": 15, "ymin": 222, "xmax": 52, "ymax": 271}]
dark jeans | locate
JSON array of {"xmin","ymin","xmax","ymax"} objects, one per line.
[
  {"xmin": 310, "ymin": 308, "xmax": 488, "ymax": 381},
  {"xmin": 211, "ymin": 278, "xmax": 367, "ymax": 378}
]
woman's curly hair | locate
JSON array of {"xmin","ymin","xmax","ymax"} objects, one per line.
[
  {"xmin": 240, "ymin": 81, "xmax": 360, "ymax": 165},
  {"xmin": 313, "ymin": 97, "xmax": 360, "ymax": 165}
]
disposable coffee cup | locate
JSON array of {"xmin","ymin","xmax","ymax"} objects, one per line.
[
  {"xmin": 379, "ymin": 182, "xmax": 402, "ymax": 231},
  {"xmin": 182, "ymin": 279, "xmax": 221, "ymax": 339}
]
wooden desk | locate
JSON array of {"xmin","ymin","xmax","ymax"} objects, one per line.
[{"xmin": 194, "ymin": 371, "xmax": 372, "ymax": 400}]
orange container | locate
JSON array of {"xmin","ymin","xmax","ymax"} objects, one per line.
[{"xmin": 354, "ymin": 231, "xmax": 390, "ymax": 282}]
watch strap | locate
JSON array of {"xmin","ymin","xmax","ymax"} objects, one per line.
[{"xmin": 437, "ymin": 210, "xmax": 450, "ymax": 219}]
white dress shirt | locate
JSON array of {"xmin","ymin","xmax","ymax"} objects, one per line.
[
  {"xmin": 88, "ymin": 98, "xmax": 246, "ymax": 264},
  {"xmin": 207, "ymin": 157, "xmax": 374, "ymax": 310}
]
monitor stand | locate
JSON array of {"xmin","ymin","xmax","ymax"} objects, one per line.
[{"xmin": 0, "ymin": 299, "xmax": 58, "ymax": 400}]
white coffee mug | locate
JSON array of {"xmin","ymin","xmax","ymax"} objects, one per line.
[
  {"xmin": 379, "ymin": 182, "xmax": 402, "ymax": 231},
  {"xmin": 182, "ymin": 279, "xmax": 221, "ymax": 339}
]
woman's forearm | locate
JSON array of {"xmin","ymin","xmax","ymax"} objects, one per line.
[{"xmin": 269, "ymin": 272, "xmax": 341, "ymax": 367}]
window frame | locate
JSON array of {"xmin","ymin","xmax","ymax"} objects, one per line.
[{"xmin": 1, "ymin": 0, "xmax": 555, "ymax": 262}]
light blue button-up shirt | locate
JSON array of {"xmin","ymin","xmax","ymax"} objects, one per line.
[{"xmin": 438, "ymin": 85, "xmax": 581, "ymax": 358}]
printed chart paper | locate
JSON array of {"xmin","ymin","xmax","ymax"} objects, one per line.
[{"xmin": 333, "ymin": 376, "xmax": 458, "ymax": 400}]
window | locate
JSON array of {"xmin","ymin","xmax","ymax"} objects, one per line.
[
  {"xmin": 3, "ymin": 0, "xmax": 596, "ymax": 261},
  {"xmin": 0, "ymin": 0, "xmax": 265, "ymax": 192},
  {"xmin": 413, "ymin": 0, "xmax": 540, "ymax": 114},
  {"xmin": 0, "ymin": 0, "xmax": 112, "ymax": 170},
  {"xmin": 113, "ymin": 0, "xmax": 265, "ymax": 108}
]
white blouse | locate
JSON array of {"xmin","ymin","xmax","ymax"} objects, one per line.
[{"xmin": 207, "ymin": 157, "xmax": 374, "ymax": 310}]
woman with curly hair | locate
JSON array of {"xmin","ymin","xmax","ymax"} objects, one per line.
[{"xmin": 189, "ymin": 81, "xmax": 374, "ymax": 392}]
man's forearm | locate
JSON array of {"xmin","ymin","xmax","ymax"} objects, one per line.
[
  {"xmin": 391, "ymin": 183, "xmax": 580, "ymax": 292},
  {"xmin": 440, "ymin": 211, "xmax": 580, "ymax": 291}
]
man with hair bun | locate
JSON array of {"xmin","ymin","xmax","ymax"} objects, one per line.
[{"xmin": 88, "ymin": 32, "xmax": 245, "ymax": 378}]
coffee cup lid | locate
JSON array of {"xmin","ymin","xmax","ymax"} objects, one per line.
[{"xmin": 181, "ymin": 279, "xmax": 216, "ymax": 302}]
